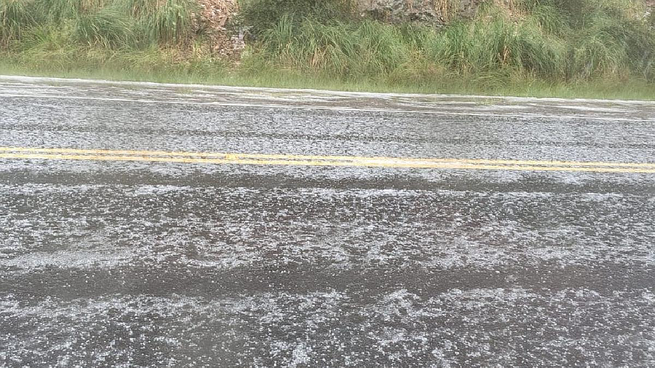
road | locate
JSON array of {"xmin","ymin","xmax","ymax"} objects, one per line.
[{"xmin": 1, "ymin": 76, "xmax": 654, "ymax": 367}]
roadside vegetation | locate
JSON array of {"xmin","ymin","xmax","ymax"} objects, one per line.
[{"xmin": 1, "ymin": 0, "xmax": 654, "ymax": 99}]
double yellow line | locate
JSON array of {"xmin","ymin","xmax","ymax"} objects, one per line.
[{"xmin": 1, "ymin": 146, "xmax": 654, "ymax": 174}]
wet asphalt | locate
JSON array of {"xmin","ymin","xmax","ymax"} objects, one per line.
[{"xmin": 1, "ymin": 76, "xmax": 655, "ymax": 367}]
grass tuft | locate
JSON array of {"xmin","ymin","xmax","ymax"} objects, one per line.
[
  {"xmin": 145, "ymin": 0, "xmax": 197, "ymax": 44},
  {"xmin": 238, "ymin": 0, "xmax": 355, "ymax": 35},
  {"xmin": 118, "ymin": 0, "xmax": 159, "ymax": 18},
  {"xmin": 258, "ymin": 17, "xmax": 413, "ymax": 78},
  {"xmin": 0, "ymin": 0, "xmax": 35, "ymax": 46},
  {"xmin": 75, "ymin": 7, "xmax": 133, "ymax": 47}
]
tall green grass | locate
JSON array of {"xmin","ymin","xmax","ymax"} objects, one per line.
[
  {"xmin": 1, "ymin": 0, "xmax": 198, "ymax": 48},
  {"xmin": 238, "ymin": 0, "xmax": 355, "ymax": 35},
  {"xmin": 255, "ymin": 16, "xmax": 413, "ymax": 77},
  {"xmin": 428, "ymin": 16, "xmax": 565, "ymax": 77},
  {"xmin": 568, "ymin": 5, "xmax": 654, "ymax": 79},
  {"xmin": 244, "ymin": 0, "xmax": 655, "ymax": 85},
  {"xmin": 120, "ymin": 0, "xmax": 161, "ymax": 18},
  {"xmin": 0, "ymin": 0, "xmax": 36, "ymax": 45},
  {"xmin": 146, "ymin": 0, "xmax": 196, "ymax": 43},
  {"xmin": 75, "ymin": 7, "xmax": 133, "ymax": 46}
]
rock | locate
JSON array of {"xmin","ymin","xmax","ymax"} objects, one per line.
[
  {"xmin": 356, "ymin": 0, "xmax": 440, "ymax": 24},
  {"xmin": 194, "ymin": 0, "xmax": 244, "ymax": 57},
  {"xmin": 355, "ymin": 0, "xmax": 484, "ymax": 24}
]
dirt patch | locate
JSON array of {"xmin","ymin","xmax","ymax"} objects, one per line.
[{"xmin": 195, "ymin": 0, "xmax": 244, "ymax": 58}]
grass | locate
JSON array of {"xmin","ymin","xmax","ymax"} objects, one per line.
[
  {"xmin": 2, "ymin": 0, "xmax": 199, "ymax": 48},
  {"xmin": 1, "ymin": 47, "xmax": 654, "ymax": 100},
  {"xmin": 248, "ymin": 0, "xmax": 655, "ymax": 81},
  {"xmin": 237, "ymin": 0, "xmax": 356, "ymax": 35},
  {"xmin": 0, "ymin": 0, "xmax": 654, "ymax": 100},
  {"xmin": 145, "ymin": 0, "xmax": 196, "ymax": 43},
  {"xmin": 0, "ymin": 0, "xmax": 35, "ymax": 46},
  {"xmin": 74, "ymin": 7, "xmax": 133, "ymax": 47}
]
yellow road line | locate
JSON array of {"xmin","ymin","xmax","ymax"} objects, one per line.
[
  {"xmin": 1, "ymin": 146, "xmax": 655, "ymax": 169},
  {"xmin": 1, "ymin": 152, "xmax": 655, "ymax": 174}
]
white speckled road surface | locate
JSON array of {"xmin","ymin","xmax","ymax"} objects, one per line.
[{"xmin": 1, "ymin": 76, "xmax": 655, "ymax": 367}]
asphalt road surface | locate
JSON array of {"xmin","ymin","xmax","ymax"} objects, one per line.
[{"xmin": 1, "ymin": 76, "xmax": 655, "ymax": 367}]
